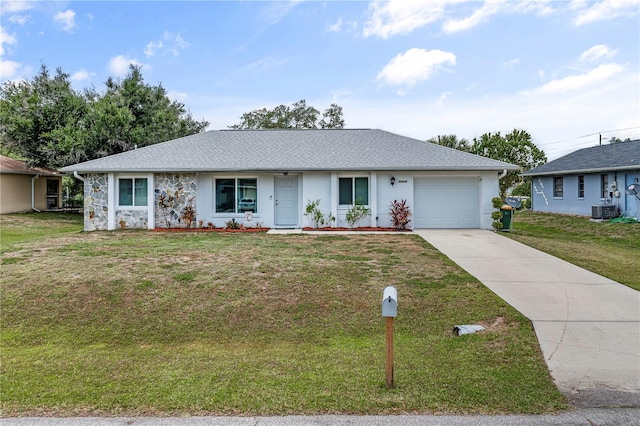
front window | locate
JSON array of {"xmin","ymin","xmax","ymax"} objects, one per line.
[
  {"xmin": 601, "ymin": 174, "xmax": 609, "ymax": 198},
  {"xmin": 339, "ymin": 177, "xmax": 368, "ymax": 205},
  {"xmin": 553, "ymin": 177, "xmax": 563, "ymax": 198},
  {"xmin": 118, "ymin": 178, "xmax": 147, "ymax": 206},
  {"xmin": 216, "ymin": 178, "xmax": 257, "ymax": 213},
  {"xmin": 578, "ymin": 175, "xmax": 585, "ymax": 198}
]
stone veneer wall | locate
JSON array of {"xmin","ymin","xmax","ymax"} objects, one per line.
[
  {"xmin": 115, "ymin": 209, "xmax": 148, "ymax": 229},
  {"xmin": 154, "ymin": 173, "xmax": 197, "ymax": 228},
  {"xmin": 84, "ymin": 174, "xmax": 108, "ymax": 231}
]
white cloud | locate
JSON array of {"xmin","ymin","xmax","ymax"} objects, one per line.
[
  {"xmin": 502, "ymin": 59, "xmax": 520, "ymax": 68},
  {"xmin": 328, "ymin": 17, "xmax": 343, "ymax": 32},
  {"xmin": 0, "ymin": 27, "xmax": 17, "ymax": 56},
  {"xmin": 164, "ymin": 32, "xmax": 189, "ymax": 56},
  {"xmin": 8, "ymin": 14, "xmax": 30, "ymax": 25},
  {"xmin": 109, "ymin": 55, "xmax": 145, "ymax": 76},
  {"xmin": 579, "ymin": 44, "xmax": 617, "ymax": 62},
  {"xmin": 376, "ymin": 48, "xmax": 456, "ymax": 93},
  {"xmin": 363, "ymin": 0, "xmax": 451, "ymax": 39},
  {"xmin": 338, "ymin": 71, "xmax": 638, "ymax": 160},
  {"xmin": 167, "ymin": 91, "xmax": 188, "ymax": 102},
  {"xmin": 523, "ymin": 63, "xmax": 625, "ymax": 95},
  {"xmin": 261, "ymin": 0, "xmax": 302, "ymax": 27},
  {"xmin": 144, "ymin": 40, "xmax": 163, "ymax": 58},
  {"xmin": 242, "ymin": 56, "xmax": 288, "ymax": 72},
  {"xmin": 144, "ymin": 32, "xmax": 189, "ymax": 58},
  {"xmin": 71, "ymin": 69, "xmax": 94, "ymax": 82},
  {"xmin": 573, "ymin": 0, "xmax": 639, "ymax": 26},
  {"xmin": 442, "ymin": 0, "xmax": 505, "ymax": 34},
  {"xmin": 54, "ymin": 9, "xmax": 76, "ymax": 32},
  {"xmin": 0, "ymin": 1, "xmax": 33, "ymax": 14},
  {"xmin": 0, "ymin": 59, "xmax": 21, "ymax": 80}
]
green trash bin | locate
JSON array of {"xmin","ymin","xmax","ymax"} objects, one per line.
[{"xmin": 500, "ymin": 205, "xmax": 513, "ymax": 231}]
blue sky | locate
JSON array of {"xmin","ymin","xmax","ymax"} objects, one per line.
[{"xmin": 1, "ymin": 0, "xmax": 639, "ymax": 159}]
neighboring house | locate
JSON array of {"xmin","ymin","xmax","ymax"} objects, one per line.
[
  {"xmin": 59, "ymin": 129, "xmax": 518, "ymax": 231},
  {"xmin": 0, "ymin": 155, "xmax": 62, "ymax": 214},
  {"xmin": 522, "ymin": 139, "xmax": 640, "ymax": 219}
]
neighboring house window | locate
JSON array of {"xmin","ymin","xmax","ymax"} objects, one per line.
[
  {"xmin": 339, "ymin": 177, "xmax": 369, "ymax": 205},
  {"xmin": 553, "ymin": 177, "xmax": 563, "ymax": 198},
  {"xmin": 601, "ymin": 174, "xmax": 609, "ymax": 198},
  {"xmin": 118, "ymin": 178, "xmax": 147, "ymax": 206},
  {"xmin": 215, "ymin": 178, "xmax": 257, "ymax": 213},
  {"xmin": 578, "ymin": 175, "xmax": 585, "ymax": 198}
]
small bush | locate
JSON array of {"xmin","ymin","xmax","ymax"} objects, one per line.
[
  {"xmin": 345, "ymin": 203, "xmax": 370, "ymax": 229},
  {"xmin": 389, "ymin": 199, "xmax": 412, "ymax": 230}
]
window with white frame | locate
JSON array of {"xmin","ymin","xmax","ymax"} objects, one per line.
[
  {"xmin": 215, "ymin": 178, "xmax": 258, "ymax": 213},
  {"xmin": 338, "ymin": 177, "xmax": 369, "ymax": 205},
  {"xmin": 553, "ymin": 176, "xmax": 563, "ymax": 198},
  {"xmin": 118, "ymin": 178, "xmax": 148, "ymax": 207}
]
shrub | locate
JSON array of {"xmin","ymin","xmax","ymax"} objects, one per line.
[
  {"xmin": 345, "ymin": 203, "xmax": 370, "ymax": 229},
  {"xmin": 389, "ymin": 199, "xmax": 412, "ymax": 230},
  {"xmin": 304, "ymin": 199, "xmax": 334, "ymax": 228}
]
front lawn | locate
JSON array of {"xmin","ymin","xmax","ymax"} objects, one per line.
[
  {"xmin": 0, "ymin": 213, "xmax": 566, "ymax": 416},
  {"xmin": 507, "ymin": 211, "xmax": 640, "ymax": 291}
]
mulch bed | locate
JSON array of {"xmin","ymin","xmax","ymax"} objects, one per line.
[
  {"xmin": 152, "ymin": 227, "xmax": 269, "ymax": 233},
  {"xmin": 302, "ymin": 227, "xmax": 409, "ymax": 232}
]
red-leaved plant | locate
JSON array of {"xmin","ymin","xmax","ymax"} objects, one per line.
[{"xmin": 390, "ymin": 199, "xmax": 411, "ymax": 230}]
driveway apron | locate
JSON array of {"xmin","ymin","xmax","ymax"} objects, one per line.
[{"xmin": 414, "ymin": 229, "xmax": 640, "ymax": 403}]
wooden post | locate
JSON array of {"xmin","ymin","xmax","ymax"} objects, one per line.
[{"xmin": 385, "ymin": 316, "xmax": 394, "ymax": 389}]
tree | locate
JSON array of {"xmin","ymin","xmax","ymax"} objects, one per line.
[
  {"xmin": 609, "ymin": 137, "xmax": 631, "ymax": 144},
  {"xmin": 0, "ymin": 65, "xmax": 88, "ymax": 168},
  {"xmin": 0, "ymin": 64, "xmax": 209, "ymax": 169},
  {"xmin": 320, "ymin": 103, "xmax": 344, "ymax": 129},
  {"xmin": 426, "ymin": 134, "xmax": 470, "ymax": 152},
  {"xmin": 470, "ymin": 129, "xmax": 547, "ymax": 199},
  {"xmin": 230, "ymin": 99, "xmax": 345, "ymax": 129}
]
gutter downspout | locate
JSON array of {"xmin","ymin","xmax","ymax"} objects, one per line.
[
  {"xmin": 73, "ymin": 171, "xmax": 85, "ymax": 182},
  {"xmin": 31, "ymin": 175, "xmax": 41, "ymax": 212},
  {"xmin": 497, "ymin": 169, "xmax": 507, "ymax": 180}
]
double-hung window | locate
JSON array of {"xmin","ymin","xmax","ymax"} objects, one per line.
[
  {"xmin": 215, "ymin": 178, "xmax": 258, "ymax": 213},
  {"xmin": 339, "ymin": 177, "xmax": 369, "ymax": 205},
  {"xmin": 118, "ymin": 178, "xmax": 148, "ymax": 207},
  {"xmin": 553, "ymin": 177, "xmax": 563, "ymax": 198},
  {"xmin": 578, "ymin": 175, "xmax": 585, "ymax": 198}
]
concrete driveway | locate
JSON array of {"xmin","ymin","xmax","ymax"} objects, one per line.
[{"xmin": 415, "ymin": 229, "xmax": 640, "ymax": 407}]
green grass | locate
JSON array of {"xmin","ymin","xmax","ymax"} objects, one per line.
[
  {"xmin": 1, "ymin": 213, "xmax": 566, "ymax": 416},
  {"xmin": 0, "ymin": 212, "xmax": 83, "ymax": 254},
  {"xmin": 507, "ymin": 211, "xmax": 640, "ymax": 291}
]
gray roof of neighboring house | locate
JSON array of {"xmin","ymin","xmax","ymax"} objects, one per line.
[
  {"xmin": 60, "ymin": 129, "xmax": 518, "ymax": 173},
  {"xmin": 522, "ymin": 139, "xmax": 640, "ymax": 177}
]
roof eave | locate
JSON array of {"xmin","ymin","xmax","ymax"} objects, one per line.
[
  {"xmin": 63, "ymin": 165, "xmax": 520, "ymax": 174},
  {"xmin": 523, "ymin": 165, "xmax": 640, "ymax": 176}
]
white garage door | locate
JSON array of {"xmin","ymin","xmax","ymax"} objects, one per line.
[{"xmin": 414, "ymin": 177, "xmax": 480, "ymax": 228}]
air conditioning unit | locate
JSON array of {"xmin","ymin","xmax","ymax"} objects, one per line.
[{"xmin": 591, "ymin": 205, "xmax": 618, "ymax": 219}]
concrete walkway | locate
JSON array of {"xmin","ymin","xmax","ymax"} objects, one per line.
[{"xmin": 415, "ymin": 229, "xmax": 640, "ymax": 407}]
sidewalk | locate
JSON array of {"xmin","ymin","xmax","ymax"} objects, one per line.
[{"xmin": 414, "ymin": 229, "xmax": 640, "ymax": 407}]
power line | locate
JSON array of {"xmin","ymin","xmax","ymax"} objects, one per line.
[{"xmin": 541, "ymin": 126, "xmax": 640, "ymax": 147}]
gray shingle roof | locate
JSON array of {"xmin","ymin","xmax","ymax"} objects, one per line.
[
  {"xmin": 60, "ymin": 129, "xmax": 518, "ymax": 173},
  {"xmin": 522, "ymin": 139, "xmax": 640, "ymax": 176}
]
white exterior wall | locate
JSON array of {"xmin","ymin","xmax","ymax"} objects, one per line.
[
  {"xmin": 197, "ymin": 172, "xmax": 275, "ymax": 228},
  {"xmin": 301, "ymin": 172, "xmax": 332, "ymax": 227},
  {"xmin": 376, "ymin": 171, "xmax": 499, "ymax": 230},
  {"xmin": 80, "ymin": 169, "xmax": 502, "ymax": 231}
]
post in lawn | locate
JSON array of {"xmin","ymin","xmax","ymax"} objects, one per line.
[{"xmin": 382, "ymin": 286, "xmax": 398, "ymax": 389}]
